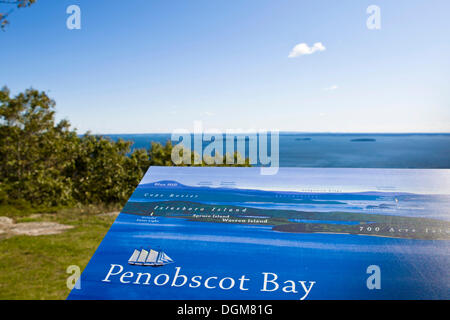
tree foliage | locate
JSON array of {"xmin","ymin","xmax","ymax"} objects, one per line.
[
  {"xmin": 0, "ymin": 87, "xmax": 250, "ymax": 208},
  {"xmin": 0, "ymin": 0, "xmax": 36, "ymax": 29}
]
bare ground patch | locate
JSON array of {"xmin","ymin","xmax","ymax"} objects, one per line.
[
  {"xmin": 97, "ymin": 211, "xmax": 120, "ymax": 218},
  {"xmin": 0, "ymin": 216, "xmax": 74, "ymax": 238}
]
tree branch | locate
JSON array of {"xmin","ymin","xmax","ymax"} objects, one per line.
[{"xmin": 0, "ymin": 0, "xmax": 36, "ymax": 30}]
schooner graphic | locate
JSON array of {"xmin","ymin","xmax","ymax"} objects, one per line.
[{"xmin": 128, "ymin": 248, "xmax": 174, "ymax": 267}]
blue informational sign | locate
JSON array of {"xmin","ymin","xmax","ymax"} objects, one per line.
[{"xmin": 68, "ymin": 167, "xmax": 450, "ymax": 300}]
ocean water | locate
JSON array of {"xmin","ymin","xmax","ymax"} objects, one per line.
[{"xmin": 105, "ymin": 133, "xmax": 450, "ymax": 168}]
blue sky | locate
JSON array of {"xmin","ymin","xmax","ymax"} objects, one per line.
[{"xmin": 1, "ymin": 0, "xmax": 449, "ymax": 133}]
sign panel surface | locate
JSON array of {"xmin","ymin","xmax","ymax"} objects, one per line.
[{"xmin": 68, "ymin": 167, "xmax": 450, "ymax": 300}]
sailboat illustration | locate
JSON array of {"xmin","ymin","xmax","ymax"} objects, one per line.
[{"xmin": 128, "ymin": 248, "xmax": 174, "ymax": 267}]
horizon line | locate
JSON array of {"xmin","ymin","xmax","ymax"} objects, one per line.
[{"xmin": 82, "ymin": 131, "xmax": 450, "ymax": 136}]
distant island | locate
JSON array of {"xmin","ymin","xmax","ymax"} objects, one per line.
[
  {"xmin": 295, "ymin": 138, "xmax": 312, "ymax": 141},
  {"xmin": 350, "ymin": 138, "xmax": 376, "ymax": 142}
]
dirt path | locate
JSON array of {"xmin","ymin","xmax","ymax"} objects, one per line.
[
  {"xmin": 0, "ymin": 211, "xmax": 120, "ymax": 239},
  {"xmin": 0, "ymin": 216, "xmax": 74, "ymax": 237},
  {"xmin": 97, "ymin": 211, "xmax": 120, "ymax": 218}
]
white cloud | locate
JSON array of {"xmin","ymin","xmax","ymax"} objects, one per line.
[
  {"xmin": 324, "ymin": 85, "xmax": 338, "ymax": 91},
  {"xmin": 288, "ymin": 42, "xmax": 326, "ymax": 58},
  {"xmin": 201, "ymin": 111, "xmax": 214, "ymax": 117}
]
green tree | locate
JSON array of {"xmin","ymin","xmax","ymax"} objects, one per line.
[
  {"xmin": 150, "ymin": 140, "xmax": 251, "ymax": 167},
  {"xmin": 0, "ymin": 87, "xmax": 251, "ymax": 209},
  {"xmin": 70, "ymin": 135, "xmax": 148, "ymax": 204},
  {"xmin": 0, "ymin": 87, "xmax": 77, "ymax": 207}
]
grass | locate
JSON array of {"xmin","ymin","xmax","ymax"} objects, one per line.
[{"xmin": 0, "ymin": 204, "xmax": 120, "ymax": 300}]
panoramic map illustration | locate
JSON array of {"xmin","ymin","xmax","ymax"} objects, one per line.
[{"xmin": 69, "ymin": 167, "xmax": 450, "ymax": 300}]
